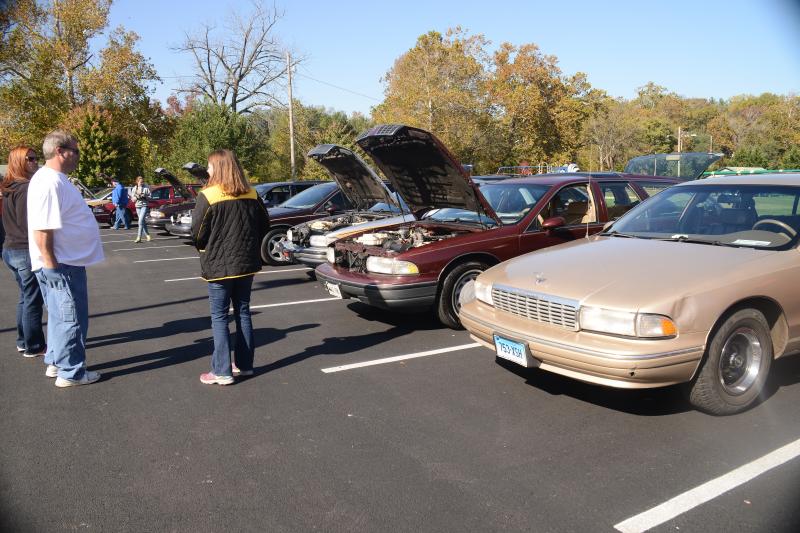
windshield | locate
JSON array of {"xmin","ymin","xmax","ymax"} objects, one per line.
[
  {"xmin": 279, "ymin": 182, "xmax": 335, "ymax": 209},
  {"xmin": 609, "ymin": 184, "xmax": 800, "ymax": 250},
  {"xmin": 93, "ymin": 187, "xmax": 112, "ymax": 200},
  {"xmin": 369, "ymin": 193, "xmax": 408, "ymax": 213}
]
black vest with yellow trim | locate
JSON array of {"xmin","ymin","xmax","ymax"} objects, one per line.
[{"xmin": 191, "ymin": 185, "xmax": 270, "ymax": 281}]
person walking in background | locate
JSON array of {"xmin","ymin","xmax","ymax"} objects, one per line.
[
  {"xmin": 131, "ymin": 175, "xmax": 151, "ymax": 243},
  {"xmin": 28, "ymin": 130, "xmax": 104, "ymax": 387},
  {"xmin": 191, "ymin": 149, "xmax": 269, "ymax": 385},
  {"xmin": 111, "ymin": 177, "xmax": 130, "ymax": 230},
  {"xmin": 2, "ymin": 146, "xmax": 46, "ymax": 358}
]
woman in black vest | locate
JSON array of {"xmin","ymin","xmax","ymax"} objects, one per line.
[{"xmin": 191, "ymin": 149, "xmax": 270, "ymax": 385}]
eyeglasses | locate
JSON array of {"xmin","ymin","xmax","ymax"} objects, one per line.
[
  {"xmin": 60, "ymin": 146, "xmax": 79, "ymax": 155},
  {"xmin": 25, "ymin": 156, "xmax": 38, "ymax": 162}
]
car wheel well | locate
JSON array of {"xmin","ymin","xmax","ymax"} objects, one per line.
[
  {"xmin": 437, "ymin": 253, "xmax": 500, "ymax": 292},
  {"xmin": 702, "ymin": 297, "xmax": 788, "ymax": 367}
]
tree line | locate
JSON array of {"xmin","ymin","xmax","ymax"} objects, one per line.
[{"xmin": 1, "ymin": 2, "xmax": 798, "ymax": 188}]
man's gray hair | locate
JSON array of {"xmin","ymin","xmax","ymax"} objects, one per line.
[{"xmin": 42, "ymin": 129, "xmax": 78, "ymax": 160}]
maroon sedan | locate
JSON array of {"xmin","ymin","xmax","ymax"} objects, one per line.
[{"xmin": 315, "ymin": 125, "xmax": 683, "ymax": 328}]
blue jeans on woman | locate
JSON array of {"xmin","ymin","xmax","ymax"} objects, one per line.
[
  {"xmin": 136, "ymin": 205, "xmax": 149, "ymax": 239},
  {"xmin": 35, "ymin": 265, "xmax": 89, "ymax": 380},
  {"xmin": 2, "ymin": 248, "xmax": 46, "ymax": 353},
  {"xmin": 207, "ymin": 275, "xmax": 255, "ymax": 377}
]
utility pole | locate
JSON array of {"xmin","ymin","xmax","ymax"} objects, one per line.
[{"xmin": 286, "ymin": 51, "xmax": 296, "ymax": 179}]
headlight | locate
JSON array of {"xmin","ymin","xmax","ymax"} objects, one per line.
[
  {"xmin": 150, "ymin": 211, "xmax": 164, "ymax": 219},
  {"xmin": 326, "ymin": 247, "xmax": 336, "ymax": 263},
  {"xmin": 474, "ymin": 277, "xmax": 493, "ymax": 306},
  {"xmin": 579, "ymin": 306, "xmax": 677, "ymax": 338},
  {"xmin": 92, "ymin": 206, "xmax": 105, "ymax": 213},
  {"xmin": 286, "ymin": 229, "xmax": 293, "ymax": 241},
  {"xmin": 365, "ymin": 257, "xmax": 419, "ymax": 275},
  {"xmin": 310, "ymin": 235, "xmax": 335, "ymax": 247}
]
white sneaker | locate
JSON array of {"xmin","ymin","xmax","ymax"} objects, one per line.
[
  {"xmin": 45, "ymin": 364, "xmax": 58, "ymax": 378},
  {"xmin": 55, "ymin": 370, "xmax": 101, "ymax": 387}
]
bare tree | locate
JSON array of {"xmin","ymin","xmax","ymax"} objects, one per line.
[{"xmin": 175, "ymin": 2, "xmax": 295, "ymax": 114}]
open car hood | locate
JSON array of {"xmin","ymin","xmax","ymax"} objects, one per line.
[
  {"xmin": 183, "ymin": 162, "xmax": 209, "ymax": 183},
  {"xmin": 355, "ymin": 124, "xmax": 500, "ymax": 223},
  {"xmin": 624, "ymin": 152, "xmax": 722, "ymax": 180},
  {"xmin": 307, "ymin": 144, "xmax": 394, "ymax": 210},
  {"xmin": 155, "ymin": 167, "xmax": 194, "ymax": 199}
]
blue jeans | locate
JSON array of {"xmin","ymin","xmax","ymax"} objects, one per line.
[
  {"xmin": 207, "ymin": 275, "xmax": 255, "ymax": 377},
  {"xmin": 35, "ymin": 265, "xmax": 89, "ymax": 380},
  {"xmin": 136, "ymin": 206, "xmax": 149, "ymax": 238},
  {"xmin": 2, "ymin": 248, "xmax": 45, "ymax": 353},
  {"xmin": 113, "ymin": 205, "xmax": 129, "ymax": 229}
]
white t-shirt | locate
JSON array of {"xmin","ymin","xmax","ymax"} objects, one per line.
[{"xmin": 27, "ymin": 166, "xmax": 104, "ymax": 271}]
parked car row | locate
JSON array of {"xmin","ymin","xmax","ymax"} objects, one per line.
[{"xmin": 143, "ymin": 123, "xmax": 799, "ymax": 415}]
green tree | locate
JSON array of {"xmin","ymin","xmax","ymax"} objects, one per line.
[
  {"xmin": 164, "ymin": 101, "xmax": 263, "ymax": 179},
  {"xmin": 69, "ymin": 105, "xmax": 125, "ymax": 187},
  {"xmin": 781, "ymin": 146, "xmax": 800, "ymax": 169}
]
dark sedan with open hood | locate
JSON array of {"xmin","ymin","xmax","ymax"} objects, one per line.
[
  {"xmin": 315, "ymin": 124, "xmax": 684, "ymax": 328},
  {"xmin": 280, "ymin": 144, "xmax": 414, "ymax": 267}
]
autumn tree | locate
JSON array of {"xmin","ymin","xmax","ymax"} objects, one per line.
[
  {"xmin": 67, "ymin": 105, "xmax": 125, "ymax": 186},
  {"xmin": 372, "ymin": 28, "xmax": 495, "ymax": 170},
  {"xmin": 0, "ymin": 0, "xmax": 163, "ymax": 170}
]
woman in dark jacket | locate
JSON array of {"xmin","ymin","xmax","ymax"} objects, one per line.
[
  {"xmin": 191, "ymin": 149, "xmax": 270, "ymax": 385},
  {"xmin": 2, "ymin": 146, "xmax": 46, "ymax": 357}
]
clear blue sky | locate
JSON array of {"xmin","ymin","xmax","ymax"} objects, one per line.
[{"xmin": 108, "ymin": 0, "xmax": 800, "ymax": 115}]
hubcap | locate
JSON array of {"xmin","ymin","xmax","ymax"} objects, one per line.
[
  {"xmin": 718, "ymin": 326, "xmax": 762, "ymax": 395},
  {"xmin": 451, "ymin": 269, "xmax": 482, "ymax": 314},
  {"xmin": 269, "ymin": 234, "xmax": 286, "ymax": 262}
]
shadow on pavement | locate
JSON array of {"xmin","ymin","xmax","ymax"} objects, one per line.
[{"xmin": 495, "ymin": 358, "xmax": 692, "ymax": 416}]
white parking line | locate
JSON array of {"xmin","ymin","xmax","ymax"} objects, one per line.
[
  {"xmin": 112, "ymin": 244, "xmax": 190, "ymax": 252},
  {"xmin": 164, "ymin": 267, "xmax": 311, "ymax": 282},
  {"xmin": 614, "ymin": 436, "xmax": 800, "ymax": 533},
  {"xmin": 134, "ymin": 257, "xmax": 198, "ymax": 263},
  {"xmin": 321, "ymin": 343, "xmax": 481, "ymax": 373},
  {"xmin": 250, "ymin": 297, "xmax": 339, "ymax": 309},
  {"xmin": 102, "ymin": 237, "xmax": 179, "ymax": 244}
]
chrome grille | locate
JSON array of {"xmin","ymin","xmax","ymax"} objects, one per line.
[{"xmin": 491, "ymin": 285, "xmax": 579, "ymax": 330}]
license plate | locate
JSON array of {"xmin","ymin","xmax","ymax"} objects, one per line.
[
  {"xmin": 324, "ymin": 281, "xmax": 342, "ymax": 299},
  {"xmin": 493, "ymin": 334, "xmax": 531, "ymax": 367}
]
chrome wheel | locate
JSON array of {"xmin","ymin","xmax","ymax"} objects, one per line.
[
  {"xmin": 718, "ymin": 326, "xmax": 762, "ymax": 395},
  {"xmin": 268, "ymin": 233, "xmax": 286, "ymax": 262}
]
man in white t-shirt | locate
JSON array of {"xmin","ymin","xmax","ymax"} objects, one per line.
[{"xmin": 28, "ymin": 130, "xmax": 104, "ymax": 387}]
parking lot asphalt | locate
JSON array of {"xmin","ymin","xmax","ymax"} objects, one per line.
[{"xmin": 1, "ymin": 226, "xmax": 799, "ymax": 532}]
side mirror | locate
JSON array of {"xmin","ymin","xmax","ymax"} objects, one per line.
[
  {"xmin": 542, "ymin": 216, "xmax": 566, "ymax": 231},
  {"xmin": 324, "ymin": 202, "xmax": 337, "ymax": 214}
]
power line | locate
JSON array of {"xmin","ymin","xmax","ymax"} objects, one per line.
[{"xmin": 295, "ymin": 70, "xmax": 381, "ymax": 102}]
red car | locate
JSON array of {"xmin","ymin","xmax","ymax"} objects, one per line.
[
  {"xmin": 92, "ymin": 180, "xmax": 201, "ymax": 226},
  {"xmin": 315, "ymin": 125, "xmax": 687, "ymax": 328}
]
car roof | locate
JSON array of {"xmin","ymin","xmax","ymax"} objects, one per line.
[
  {"xmin": 493, "ymin": 172, "xmax": 679, "ymax": 186},
  {"xmin": 677, "ymin": 173, "xmax": 800, "ymax": 187}
]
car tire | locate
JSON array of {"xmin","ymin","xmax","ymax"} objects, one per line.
[
  {"xmin": 261, "ymin": 228, "xmax": 292, "ymax": 265},
  {"xmin": 688, "ymin": 308, "xmax": 773, "ymax": 415},
  {"xmin": 437, "ymin": 260, "xmax": 489, "ymax": 329}
]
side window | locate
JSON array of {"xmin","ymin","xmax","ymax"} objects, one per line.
[
  {"xmin": 600, "ymin": 182, "xmax": 640, "ymax": 220},
  {"xmin": 150, "ymin": 187, "xmax": 169, "ymax": 200},
  {"xmin": 639, "ymin": 181, "xmax": 672, "ymax": 197},
  {"xmin": 265, "ymin": 185, "xmax": 291, "ymax": 205},
  {"xmin": 323, "ymin": 191, "xmax": 352, "ymax": 211},
  {"xmin": 530, "ymin": 183, "xmax": 597, "ymax": 230}
]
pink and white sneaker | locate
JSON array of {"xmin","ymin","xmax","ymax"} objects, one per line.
[{"xmin": 199, "ymin": 372, "xmax": 234, "ymax": 386}]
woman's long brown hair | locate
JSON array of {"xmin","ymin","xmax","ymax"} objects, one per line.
[
  {"xmin": 207, "ymin": 149, "xmax": 250, "ymax": 196},
  {"xmin": 2, "ymin": 146, "xmax": 35, "ymax": 191}
]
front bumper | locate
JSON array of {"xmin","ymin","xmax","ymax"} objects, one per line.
[
  {"xmin": 282, "ymin": 242, "xmax": 328, "ymax": 267},
  {"xmin": 315, "ymin": 263, "xmax": 437, "ymax": 310},
  {"xmin": 165, "ymin": 222, "xmax": 192, "ymax": 237},
  {"xmin": 145, "ymin": 216, "xmax": 169, "ymax": 230},
  {"xmin": 459, "ymin": 299, "xmax": 707, "ymax": 389}
]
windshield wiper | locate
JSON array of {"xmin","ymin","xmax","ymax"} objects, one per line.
[
  {"xmin": 658, "ymin": 235, "xmax": 741, "ymax": 247},
  {"xmin": 601, "ymin": 230, "xmax": 644, "ymax": 239}
]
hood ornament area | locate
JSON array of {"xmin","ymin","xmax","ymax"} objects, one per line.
[{"xmin": 534, "ymin": 272, "xmax": 546, "ymax": 285}]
